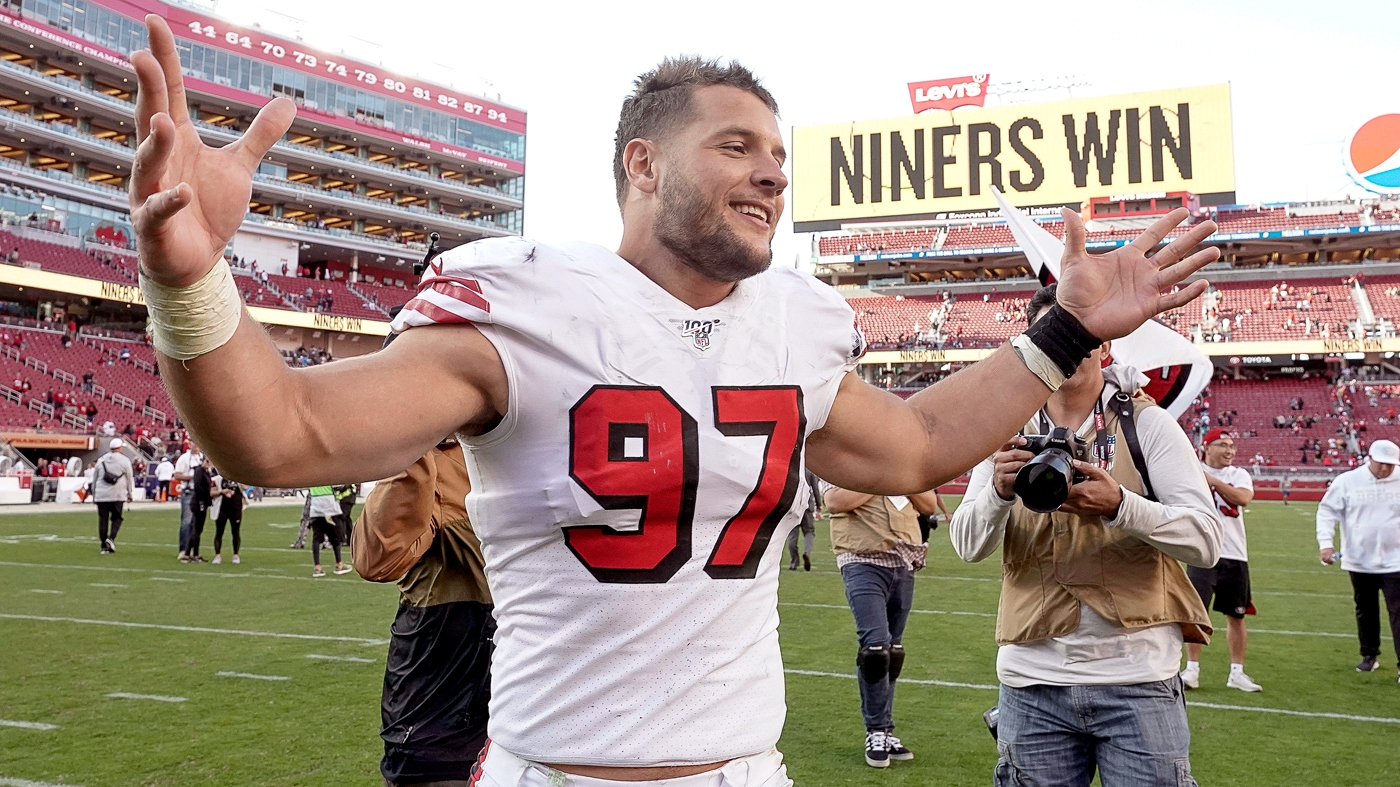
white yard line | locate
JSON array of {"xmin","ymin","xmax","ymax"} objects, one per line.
[
  {"xmin": 786, "ymin": 670, "xmax": 1400, "ymax": 725},
  {"xmin": 306, "ymin": 654, "xmax": 376, "ymax": 663},
  {"xmin": 88, "ymin": 583, "xmax": 126, "ymax": 588},
  {"xmin": 149, "ymin": 577, "xmax": 186, "ymax": 583},
  {"xmin": 0, "ymin": 778, "xmax": 87, "ymax": 787},
  {"xmin": 781, "ymin": 602, "xmax": 995, "ymax": 618},
  {"xmin": 0, "ymin": 561, "xmax": 367, "ymax": 585},
  {"xmin": 0, "ymin": 720, "xmax": 58, "ymax": 731},
  {"xmin": 1251, "ymin": 628, "xmax": 1355, "ymax": 639},
  {"xmin": 27, "ymin": 590, "xmax": 62, "ymax": 595},
  {"xmin": 106, "ymin": 692, "xmax": 186, "ymax": 703},
  {"xmin": 215, "ymin": 671, "xmax": 290, "ymax": 681},
  {"xmin": 0, "ymin": 613, "xmax": 388, "ymax": 646}
]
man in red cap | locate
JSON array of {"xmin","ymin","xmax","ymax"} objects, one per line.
[{"xmin": 1181, "ymin": 429, "xmax": 1260, "ymax": 692}]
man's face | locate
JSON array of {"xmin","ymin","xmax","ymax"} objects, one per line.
[
  {"xmin": 1204, "ymin": 438, "xmax": 1236, "ymax": 468},
  {"xmin": 651, "ymin": 86, "xmax": 788, "ymax": 283},
  {"xmin": 1370, "ymin": 459, "xmax": 1395, "ymax": 479}
]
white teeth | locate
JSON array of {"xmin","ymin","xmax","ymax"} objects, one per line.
[{"xmin": 735, "ymin": 204, "xmax": 767, "ymax": 222}]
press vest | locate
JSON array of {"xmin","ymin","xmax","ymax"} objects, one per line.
[
  {"xmin": 830, "ymin": 495, "xmax": 922, "ymax": 554},
  {"xmin": 996, "ymin": 393, "xmax": 1212, "ymax": 646}
]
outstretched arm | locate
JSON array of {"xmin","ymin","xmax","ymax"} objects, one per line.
[
  {"xmin": 128, "ymin": 16, "xmax": 504, "ymax": 486},
  {"xmin": 808, "ymin": 208, "xmax": 1219, "ymax": 494}
]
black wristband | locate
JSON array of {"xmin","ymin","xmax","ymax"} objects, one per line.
[{"xmin": 1023, "ymin": 304, "xmax": 1103, "ymax": 378}]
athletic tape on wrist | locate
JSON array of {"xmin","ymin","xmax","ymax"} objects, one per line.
[
  {"xmin": 1011, "ymin": 335, "xmax": 1067, "ymax": 392},
  {"xmin": 140, "ymin": 261, "xmax": 242, "ymax": 362},
  {"xmin": 1021, "ymin": 304, "xmax": 1103, "ymax": 378}
]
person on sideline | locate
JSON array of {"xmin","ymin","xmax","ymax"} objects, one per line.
[
  {"xmin": 950, "ymin": 285, "xmax": 1221, "ymax": 787},
  {"xmin": 1317, "ymin": 440, "xmax": 1400, "ymax": 680},
  {"xmin": 308, "ymin": 485, "xmax": 351, "ymax": 578},
  {"xmin": 173, "ymin": 444, "xmax": 201, "ymax": 559},
  {"xmin": 916, "ymin": 490, "xmax": 950, "ymax": 543},
  {"xmin": 824, "ymin": 481, "xmax": 942, "ymax": 767},
  {"xmin": 353, "ymin": 440, "xmax": 494, "ymax": 786},
  {"xmin": 93, "ymin": 438, "xmax": 133, "ymax": 554},
  {"xmin": 1182, "ymin": 429, "xmax": 1261, "ymax": 692},
  {"xmin": 211, "ymin": 471, "xmax": 245, "ymax": 565},
  {"xmin": 786, "ymin": 469, "xmax": 820, "ymax": 571},
  {"xmin": 155, "ymin": 454, "xmax": 175, "ymax": 502},
  {"xmin": 1280, "ymin": 475, "xmax": 1291, "ymax": 505},
  {"xmin": 181, "ymin": 455, "xmax": 215, "ymax": 563}
]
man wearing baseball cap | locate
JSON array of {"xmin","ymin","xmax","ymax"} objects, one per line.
[
  {"xmin": 93, "ymin": 438, "xmax": 134, "ymax": 554},
  {"xmin": 1318, "ymin": 439, "xmax": 1400, "ymax": 680},
  {"xmin": 1181, "ymin": 429, "xmax": 1261, "ymax": 692}
]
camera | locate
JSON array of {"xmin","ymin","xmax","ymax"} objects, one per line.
[{"xmin": 1012, "ymin": 426, "xmax": 1092, "ymax": 513}]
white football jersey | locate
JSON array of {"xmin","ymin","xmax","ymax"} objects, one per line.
[
  {"xmin": 1202, "ymin": 462, "xmax": 1252, "ymax": 561},
  {"xmin": 392, "ymin": 238, "xmax": 863, "ymax": 767}
]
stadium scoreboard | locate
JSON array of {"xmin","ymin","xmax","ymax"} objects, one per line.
[{"xmin": 791, "ymin": 84, "xmax": 1234, "ymax": 231}]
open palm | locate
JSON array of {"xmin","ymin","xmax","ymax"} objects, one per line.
[
  {"xmin": 1055, "ymin": 207, "xmax": 1219, "ymax": 341},
  {"xmin": 128, "ymin": 15, "xmax": 296, "ymax": 288}
]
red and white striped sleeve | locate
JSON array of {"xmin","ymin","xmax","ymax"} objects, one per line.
[{"xmin": 390, "ymin": 237, "xmax": 538, "ymax": 332}]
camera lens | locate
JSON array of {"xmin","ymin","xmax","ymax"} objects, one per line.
[{"xmin": 1013, "ymin": 448, "xmax": 1075, "ymax": 512}]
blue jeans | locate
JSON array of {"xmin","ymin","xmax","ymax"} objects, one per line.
[
  {"xmin": 840, "ymin": 561, "xmax": 915, "ymax": 731},
  {"xmin": 177, "ymin": 487, "xmax": 195, "ymax": 554},
  {"xmin": 994, "ymin": 679, "xmax": 1197, "ymax": 787}
]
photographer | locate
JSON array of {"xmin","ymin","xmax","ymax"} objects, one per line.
[{"xmin": 950, "ymin": 285, "xmax": 1221, "ymax": 787}]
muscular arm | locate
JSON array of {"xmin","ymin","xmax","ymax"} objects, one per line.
[
  {"xmin": 807, "ymin": 347, "xmax": 1052, "ymax": 494},
  {"xmin": 823, "ymin": 487, "xmax": 874, "ymax": 514},
  {"xmin": 909, "ymin": 490, "xmax": 943, "ymax": 516},
  {"xmin": 161, "ymin": 319, "xmax": 505, "ymax": 487}
]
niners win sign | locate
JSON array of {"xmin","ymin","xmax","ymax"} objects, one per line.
[{"xmin": 791, "ymin": 84, "xmax": 1234, "ymax": 231}]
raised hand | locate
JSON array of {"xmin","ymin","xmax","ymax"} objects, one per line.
[
  {"xmin": 1054, "ymin": 207, "xmax": 1219, "ymax": 341},
  {"xmin": 128, "ymin": 15, "xmax": 296, "ymax": 288}
]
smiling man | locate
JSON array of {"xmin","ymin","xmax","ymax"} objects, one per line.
[{"xmin": 128, "ymin": 14, "xmax": 1220, "ymax": 786}]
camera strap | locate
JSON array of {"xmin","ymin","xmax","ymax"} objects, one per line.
[
  {"xmin": 1091, "ymin": 388, "xmax": 1110, "ymax": 471},
  {"xmin": 1109, "ymin": 391, "xmax": 1158, "ymax": 502}
]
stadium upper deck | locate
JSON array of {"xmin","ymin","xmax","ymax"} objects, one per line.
[{"xmin": 0, "ymin": 0, "xmax": 526, "ymax": 286}]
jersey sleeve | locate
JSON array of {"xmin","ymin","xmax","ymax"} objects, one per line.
[
  {"xmin": 788, "ymin": 269, "xmax": 864, "ymax": 433},
  {"xmin": 390, "ymin": 237, "xmax": 539, "ymax": 333}
]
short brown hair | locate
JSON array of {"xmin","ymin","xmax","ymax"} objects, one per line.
[{"xmin": 613, "ymin": 56, "xmax": 779, "ymax": 206}]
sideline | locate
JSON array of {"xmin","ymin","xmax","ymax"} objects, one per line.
[
  {"xmin": 0, "ymin": 613, "xmax": 388, "ymax": 646},
  {"xmin": 0, "ymin": 720, "xmax": 57, "ymax": 731},
  {"xmin": 0, "ymin": 500, "xmax": 304, "ymax": 515},
  {"xmin": 785, "ymin": 670, "xmax": 1400, "ymax": 725},
  {"xmin": 781, "ymin": 602, "xmax": 995, "ymax": 618}
]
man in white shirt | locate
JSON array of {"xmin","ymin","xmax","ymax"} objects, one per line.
[
  {"xmin": 951, "ymin": 286, "xmax": 1221, "ymax": 787},
  {"xmin": 1317, "ymin": 440, "xmax": 1400, "ymax": 680},
  {"xmin": 93, "ymin": 438, "xmax": 134, "ymax": 554},
  {"xmin": 154, "ymin": 456, "xmax": 175, "ymax": 502},
  {"xmin": 1181, "ymin": 429, "xmax": 1260, "ymax": 692},
  {"xmin": 173, "ymin": 446, "xmax": 202, "ymax": 561}
]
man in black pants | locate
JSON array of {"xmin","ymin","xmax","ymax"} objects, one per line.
[
  {"xmin": 212, "ymin": 472, "xmax": 244, "ymax": 565},
  {"xmin": 181, "ymin": 456, "xmax": 215, "ymax": 563},
  {"xmin": 353, "ymin": 440, "xmax": 492, "ymax": 785},
  {"xmin": 93, "ymin": 438, "xmax": 133, "ymax": 554}
]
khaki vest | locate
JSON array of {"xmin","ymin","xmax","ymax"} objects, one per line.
[
  {"xmin": 831, "ymin": 494, "xmax": 923, "ymax": 554},
  {"xmin": 996, "ymin": 393, "xmax": 1213, "ymax": 646}
]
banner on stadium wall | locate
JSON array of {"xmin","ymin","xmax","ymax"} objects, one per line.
[
  {"xmin": 908, "ymin": 75, "xmax": 989, "ymax": 114},
  {"xmin": 792, "ymin": 84, "xmax": 1235, "ymax": 231}
]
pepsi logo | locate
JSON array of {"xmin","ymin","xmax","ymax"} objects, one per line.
[{"xmin": 1345, "ymin": 114, "xmax": 1400, "ymax": 193}]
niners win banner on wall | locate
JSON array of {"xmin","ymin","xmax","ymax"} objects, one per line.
[{"xmin": 790, "ymin": 84, "xmax": 1235, "ymax": 232}]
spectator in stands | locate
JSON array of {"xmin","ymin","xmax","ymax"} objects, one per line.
[
  {"xmin": 100, "ymin": 420, "xmax": 116, "ymax": 436},
  {"xmin": 155, "ymin": 454, "xmax": 174, "ymax": 502},
  {"xmin": 93, "ymin": 438, "xmax": 133, "ymax": 555},
  {"xmin": 5, "ymin": 247, "xmax": 18, "ymax": 265},
  {"xmin": 1317, "ymin": 440, "xmax": 1400, "ymax": 679},
  {"xmin": 118, "ymin": 346, "xmax": 130, "ymax": 361},
  {"xmin": 211, "ymin": 470, "xmax": 244, "ymax": 565},
  {"xmin": 82, "ymin": 370, "xmax": 93, "ymax": 393}
]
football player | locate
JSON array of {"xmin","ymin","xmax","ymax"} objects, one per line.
[{"xmin": 127, "ymin": 14, "xmax": 1220, "ymax": 786}]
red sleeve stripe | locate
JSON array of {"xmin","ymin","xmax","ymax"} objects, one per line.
[{"xmin": 401, "ymin": 297, "xmax": 476, "ymax": 325}]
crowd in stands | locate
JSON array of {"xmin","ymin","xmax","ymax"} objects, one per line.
[{"xmin": 283, "ymin": 347, "xmax": 335, "ymax": 367}]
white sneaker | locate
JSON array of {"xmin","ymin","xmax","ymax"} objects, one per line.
[
  {"xmin": 1180, "ymin": 667, "xmax": 1200, "ymax": 690},
  {"xmin": 231, "ymin": 555, "xmax": 240, "ymax": 564},
  {"xmin": 211, "ymin": 554, "xmax": 222, "ymax": 565},
  {"xmin": 1226, "ymin": 671, "xmax": 1262, "ymax": 692}
]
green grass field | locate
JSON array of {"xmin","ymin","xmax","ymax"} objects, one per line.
[{"xmin": 1, "ymin": 499, "xmax": 1397, "ymax": 786}]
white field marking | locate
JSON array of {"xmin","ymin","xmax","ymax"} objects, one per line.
[
  {"xmin": 1187, "ymin": 701, "xmax": 1400, "ymax": 725},
  {"xmin": 266, "ymin": 523, "xmax": 299, "ymax": 529},
  {"xmin": 1251, "ymin": 628, "xmax": 1355, "ymax": 639},
  {"xmin": 216, "ymin": 671, "xmax": 290, "ymax": 681},
  {"xmin": 1254, "ymin": 589, "xmax": 1351, "ymax": 599},
  {"xmin": 0, "ymin": 562, "xmax": 367, "ymax": 585},
  {"xmin": 788, "ymin": 670, "xmax": 1400, "ymax": 725},
  {"xmin": 0, "ymin": 778, "xmax": 87, "ymax": 787},
  {"xmin": 0, "ymin": 534, "xmax": 293, "ymax": 553},
  {"xmin": 149, "ymin": 577, "xmax": 186, "ymax": 583},
  {"xmin": 89, "ymin": 583, "xmax": 126, "ymax": 588},
  {"xmin": 27, "ymin": 589, "xmax": 62, "ymax": 594},
  {"xmin": 785, "ymin": 668, "xmax": 999, "ymax": 691},
  {"xmin": 106, "ymin": 692, "xmax": 186, "ymax": 703},
  {"xmin": 0, "ymin": 720, "xmax": 58, "ymax": 730},
  {"xmin": 781, "ymin": 602, "xmax": 995, "ymax": 618},
  {"xmin": 306, "ymin": 654, "xmax": 376, "ymax": 663},
  {"xmin": 0, "ymin": 613, "xmax": 389, "ymax": 646},
  {"xmin": 807, "ymin": 569, "xmax": 998, "ymax": 583}
]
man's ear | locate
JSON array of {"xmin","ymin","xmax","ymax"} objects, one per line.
[
  {"xmin": 1100, "ymin": 340, "xmax": 1113, "ymax": 368},
  {"xmin": 623, "ymin": 139, "xmax": 661, "ymax": 198}
]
